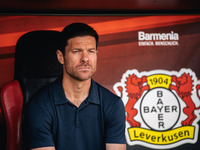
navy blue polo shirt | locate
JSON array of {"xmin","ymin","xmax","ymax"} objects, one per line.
[{"xmin": 23, "ymin": 77, "xmax": 126, "ymax": 150}]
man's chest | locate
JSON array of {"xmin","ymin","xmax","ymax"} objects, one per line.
[{"xmin": 54, "ymin": 102, "xmax": 105, "ymax": 149}]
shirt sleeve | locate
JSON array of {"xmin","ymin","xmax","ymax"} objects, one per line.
[
  {"xmin": 23, "ymin": 99, "xmax": 55, "ymax": 149},
  {"xmin": 105, "ymin": 97, "xmax": 126, "ymax": 144}
]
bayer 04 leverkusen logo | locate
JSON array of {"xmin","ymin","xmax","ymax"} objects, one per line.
[{"xmin": 113, "ymin": 68, "xmax": 200, "ymax": 149}]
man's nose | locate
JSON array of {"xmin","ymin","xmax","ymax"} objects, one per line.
[{"xmin": 81, "ymin": 52, "xmax": 89, "ymax": 63}]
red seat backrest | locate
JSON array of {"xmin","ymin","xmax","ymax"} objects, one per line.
[{"xmin": 0, "ymin": 80, "xmax": 23, "ymax": 150}]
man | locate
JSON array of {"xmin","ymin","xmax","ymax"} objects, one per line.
[{"xmin": 23, "ymin": 23, "xmax": 126, "ymax": 150}]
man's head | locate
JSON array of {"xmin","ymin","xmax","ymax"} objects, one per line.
[
  {"xmin": 59, "ymin": 23, "xmax": 99, "ymax": 54},
  {"xmin": 57, "ymin": 23, "xmax": 98, "ymax": 81}
]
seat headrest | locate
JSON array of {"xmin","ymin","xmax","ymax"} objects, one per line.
[
  {"xmin": 14, "ymin": 30, "xmax": 62, "ymax": 80},
  {"xmin": 14, "ymin": 30, "xmax": 63, "ymax": 103}
]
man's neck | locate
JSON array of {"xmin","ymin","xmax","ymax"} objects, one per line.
[{"xmin": 62, "ymin": 75, "xmax": 91, "ymax": 108}]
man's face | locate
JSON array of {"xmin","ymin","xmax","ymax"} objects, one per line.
[{"xmin": 61, "ymin": 36, "xmax": 97, "ymax": 81}]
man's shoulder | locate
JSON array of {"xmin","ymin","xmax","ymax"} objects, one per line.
[
  {"xmin": 95, "ymin": 81, "xmax": 122, "ymax": 104},
  {"xmin": 27, "ymin": 78, "xmax": 59, "ymax": 108}
]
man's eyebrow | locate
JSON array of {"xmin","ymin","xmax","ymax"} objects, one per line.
[
  {"xmin": 73, "ymin": 48, "xmax": 96, "ymax": 50},
  {"xmin": 88, "ymin": 48, "xmax": 97, "ymax": 50},
  {"xmin": 72, "ymin": 48, "xmax": 82, "ymax": 50}
]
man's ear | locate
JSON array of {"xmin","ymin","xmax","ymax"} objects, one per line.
[{"xmin": 56, "ymin": 50, "xmax": 64, "ymax": 65}]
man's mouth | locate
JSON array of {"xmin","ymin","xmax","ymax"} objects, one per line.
[{"xmin": 77, "ymin": 65, "xmax": 91, "ymax": 71}]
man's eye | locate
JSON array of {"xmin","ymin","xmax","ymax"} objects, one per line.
[
  {"xmin": 89, "ymin": 50, "xmax": 96, "ymax": 53},
  {"xmin": 72, "ymin": 50, "xmax": 79, "ymax": 53}
]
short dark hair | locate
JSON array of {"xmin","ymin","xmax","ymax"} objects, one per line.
[{"xmin": 59, "ymin": 23, "xmax": 99, "ymax": 54}]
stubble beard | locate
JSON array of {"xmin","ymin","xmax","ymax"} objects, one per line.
[{"xmin": 64, "ymin": 64, "xmax": 96, "ymax": 81}]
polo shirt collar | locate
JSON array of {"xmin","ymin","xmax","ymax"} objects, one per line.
[
  {"xmin": 87, "ymin": 79, "xmax": 100, "ymax": 105},
  {"xmin": 52, "ymin": 77, "xmax": 100, "ymax": 105}
]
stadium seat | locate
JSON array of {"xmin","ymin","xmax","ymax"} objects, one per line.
[{"xmin": 0, "ymin": 30, "xmax": 62, "ymax": 150}]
